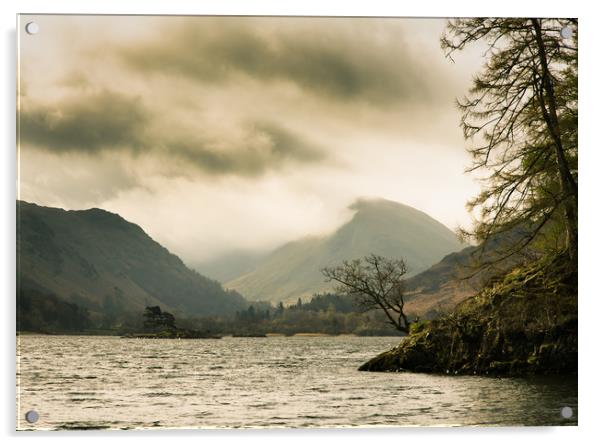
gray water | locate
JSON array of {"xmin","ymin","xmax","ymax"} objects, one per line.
[{"xmin": 16, "ymin": 335, "xmax": 577, "ymax": 430}]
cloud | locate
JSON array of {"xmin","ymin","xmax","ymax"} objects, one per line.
[
  {"xmin": 20, "ymin": 90, "xmax": 148, "ymax": 153},
  {"xmin": 115, "ymin": 18, "xmax": 443, "ymax": 107},
  {"xmin": 18, "ymin": 17, "xmax": 467, "ymax": 194},
  {"xmin": 20, "ymin": 88, "xmax": 328, "ymax": 179},
  {"xmin": 18, "ymin": 149, "xmax": 141, "ymax": 207},
  {"xmin": 166, "ymin": 121, "xmax": 328, "ymax": 177}
]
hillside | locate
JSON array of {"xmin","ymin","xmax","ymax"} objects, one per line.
[
  {"xmin": 359, "ymin": 253, "xmax": 577, "ymax": 375},
  {"xmin": 194, "ymin": 249, "xmax": 267, "ymax": 283},
  {"xmin": 403, "ymin": 229, "xmax": 531, "ymax": 318},
  {"xmin": 17, "ymin": 201, "xmax": 248, "ymax": 320},
  {"xmin": 225, "ymin": 198, "xmax": 464, "ymax": 303}
]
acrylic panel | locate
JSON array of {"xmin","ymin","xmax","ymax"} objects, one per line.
[{"xmin": 16, "ymin": 14, "xmax": 578, "ymax": 430}]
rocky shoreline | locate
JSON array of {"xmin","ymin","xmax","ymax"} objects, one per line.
[{"xmin": 359, "ymin": 254, "xmax": 577, "ymax": 376}]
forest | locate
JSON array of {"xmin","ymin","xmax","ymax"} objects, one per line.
[{"xmin": 17, "ymin": 289, "xmax": 404, "ymax": 337}]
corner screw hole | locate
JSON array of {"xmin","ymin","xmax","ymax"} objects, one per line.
[
  {"xmin": 560, "ymin": 27, "xmax": 573, "ymax": 39},
  {"xmin": 25, "ymin": 22, "xmax": 39, "ymax": 35},
  {"xmin": 25, "ymin": 410, "xmax": 39, "ymax": 423},
  {"xmin": 560, "ymin": 406, "xmax": 573, "ymax": 419}
]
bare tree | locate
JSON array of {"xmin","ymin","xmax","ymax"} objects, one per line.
[{"xmin": 322, "ymin": 254, "xmax": 411, "ymax": 333}]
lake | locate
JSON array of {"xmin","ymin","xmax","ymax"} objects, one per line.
[{"xmin": 16, "ymin": 335, "xmax": 577, "ymax": 429}]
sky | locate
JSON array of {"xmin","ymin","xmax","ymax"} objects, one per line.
[{"xmin": 17, "ymin": 15, "xmax": 485, "ymax": 266}]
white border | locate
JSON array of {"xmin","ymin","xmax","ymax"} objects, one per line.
[{"xmin": 3, "ymin": 1, "xmax": 600, "ymax": 444}]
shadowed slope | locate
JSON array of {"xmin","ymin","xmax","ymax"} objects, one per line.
[{"xmin": 17, "ymin": 201, "xmax": 247, "ymax": 318}]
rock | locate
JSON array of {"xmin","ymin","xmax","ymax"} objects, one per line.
[{"xmin": 359, "ymin": 253, "xmax": 577, "ymax": 376}]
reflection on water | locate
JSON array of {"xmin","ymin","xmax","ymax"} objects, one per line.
[{"xmin": 16, "ymin": 335, "xmax": 577, "ymax": 429}]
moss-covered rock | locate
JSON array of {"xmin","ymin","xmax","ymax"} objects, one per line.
[{"xmin": 359, "ymin": 253, "xmax": 577, "ymax": 376}]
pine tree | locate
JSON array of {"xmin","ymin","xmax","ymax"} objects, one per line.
[{"xmin": 442, "ymin": 18, "xmax": 578, "ymax": 261}]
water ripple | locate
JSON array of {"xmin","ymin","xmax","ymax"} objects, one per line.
[{"xmin": 17, "ymin": 335, "xmax": 577, "ymax": 430}]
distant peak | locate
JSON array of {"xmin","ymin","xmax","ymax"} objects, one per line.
[
  {"xmin": 348, "ymin": 197, "xmax": 414, "ymax": 212},
  {"xmin": 345, "ymin": 196, "xmax": 456, "ymax": 233}
]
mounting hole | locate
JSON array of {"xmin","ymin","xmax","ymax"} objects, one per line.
[
  {"xmin": 560, "ymin": 406, "xmax": 573, "ymax": 419},
  {"xmin": 25, "ymin": 410, "xmax": 39, "ymax": 423},
  {"xmin": 560, "ymin": 26, "xmax": 573, "ymax": 39},
  {"xmin": 25, "ymin": 22, "xmax": 39, "ymax": 35}
]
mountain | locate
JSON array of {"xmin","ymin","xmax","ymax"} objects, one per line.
[
  {"xmin": 17, "ymin": 201, "xmax": 248, "ymax": 320},
  {"xmin": 403, "ymin": 229, "xmax": 529, "ymax": 319},
  {"xmin": 225, "ymin": 198, "xmax": 464, "ymax": 303},
  {"xmin": 401, "ymin": 245, "xmax": 481, "ymax": 319},
  {"xmin": 194, "ymin": 249, "xmax": 268, "ymax": 283}
]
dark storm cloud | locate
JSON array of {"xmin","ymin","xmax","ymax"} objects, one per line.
[
  {"xmin": 20, "ymin": 90, "xmax": 148, "ymax": 153},
  {"xmin": 20, "ymin": 88, "xmax": 327, "ymax": 178},
  {"xmin": 115, "ymin": 19, "xmax": 439, "ymax": 106},
  {"xmin": 170, "ymin": 122, "xmax": 327, "ymax": 177}
]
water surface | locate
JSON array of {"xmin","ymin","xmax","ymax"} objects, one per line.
[{"xmin": 17, "ymin": 335, "xmax": 577, "ymax": 429}]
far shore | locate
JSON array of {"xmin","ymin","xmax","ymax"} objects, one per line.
[{"xmin": 16, "ymin": 331, "xmax": 390, "ymax": 338}]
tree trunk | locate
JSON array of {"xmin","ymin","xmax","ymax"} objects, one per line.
[
  {"xmin": 380, "ymin": 303, "xmax": 409, "ymax": 334},
  {"xmin": 531, "ymin": 19, "xmax": 578, "ymax": 260}
]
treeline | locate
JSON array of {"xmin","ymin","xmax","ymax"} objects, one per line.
[
  {"xmin": 17, "ymin": 287, "xmax": 146, "ymax": 334},
  {"xmin": 17, "ymin": 288, "xmax": 92, "ymax": 332},
  {"xmin": 179, "ymin": 293, "xmax": 406, "ymax": 336},
  {"xmin": 17, "ymin": 288, "xmax": 405, "ymax": 336}
]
